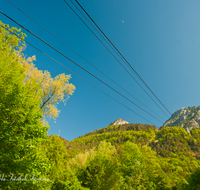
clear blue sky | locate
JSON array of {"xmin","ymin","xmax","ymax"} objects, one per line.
[{"xmin": 1, "ymin": 0, "xmax": 200, "ymax": 141}]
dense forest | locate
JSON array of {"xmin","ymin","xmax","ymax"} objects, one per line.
[{"xmin": 1, "ymin": 21, "xmax": 200, "ymax": 190}]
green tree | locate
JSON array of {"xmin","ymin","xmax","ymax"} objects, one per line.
[
  {"xmin": 119, "ymin": 141, "xmax": 152, "ymax": 190},
  {"xmin": 21, "ymin": 53, "xmax": 75, "ymax": 125},
  {"xmin": 76, "ymin": 141, "xmax": 120, "ymax": 190},
  {"xmin": 0, "ymin": 21, "xmax": 51, "ymax": 189},
  {"xmin": 141, "ymin": 145, "xmax": 172, "ymax": 190},
  {"xmin": 44, "ymin": 135, "xmax": 68, "ymax": 180},
  {"xmin": 186, "ymin": 167, "xmax": 200, "ymax": 190},
  {"xmin": 44, "ymin": 135, "xmax": 85, "ymax": 190}
]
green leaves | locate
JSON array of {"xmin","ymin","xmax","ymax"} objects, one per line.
[
  {"xmin": 75, "ymin": 141, "xmax": 120, "ymax": 190},
  {"xmin": 0, "ymin": 20, "xmax": 52, "ymax": 189}
]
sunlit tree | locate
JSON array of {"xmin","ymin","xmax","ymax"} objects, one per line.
[
  {"xmin": 20, "ymin": 54, "xmax": 75, "ymax": 125},
  {"xmin": 0, "ymin": 21, "xmax": 51, "ymax": 189}
]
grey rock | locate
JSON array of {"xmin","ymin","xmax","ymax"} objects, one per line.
[
  {"xmin": 109, "ymin": 118, "xmax": 129, "ymax": 126},
  {"xmin": 163, "ymin": 106, "xmax": 200, "ymax": 133}
]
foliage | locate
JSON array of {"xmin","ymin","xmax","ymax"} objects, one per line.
[
  {"xmin": 68, "ymin": 141, "xmax": 120, "ymax": 190},
  {"xmin": 63, "ymin": 124, "xmax": 200, "ymax": 190},
  {"xmin": 0, "ymin": 21, "xmax": 51, "ymax": 189},
  {"xmin": 186, "ymin": 167, "xmax": 200, "ymax": 190},
  {"xmin": 41, "ymin": 135, "xmax": 87, "ymax": 189},
  {"xmin": 0, "ymin": 20, "xmax": 76, "ymax": 189},
  {"xmin": 84, "ymin": 123, "xmax": 157, "ymax": 137},
  {"xmin": 149, "ymin": 127, "xmax": 191, "ymax": 157},
  {"xmin": 66, "ymin": 124, "xmax": 156, "ymax": 158},
  {"xmin": 21, "ymin": 57, "xmax": 75, "ymax": 124}
]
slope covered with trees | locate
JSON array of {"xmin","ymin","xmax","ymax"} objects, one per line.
[
  {"xmin": 54, "ymin": 125, "xmax": 200, "ymax": 190},
  {"xmin": 49, "ymin": 123, "xmax": 200, "ymax": 189}
]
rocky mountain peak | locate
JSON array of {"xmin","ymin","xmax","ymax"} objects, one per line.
[
  {"xmin": 109, "ymin": 118, "xmax": 129, "ymax": 126},
  {"xmin": 163, "ymin": 106, "xmax": 200, "ymax": 133}
]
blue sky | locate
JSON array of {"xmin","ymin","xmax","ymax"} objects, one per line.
[{"xmin": 1, "ymin": 0, "xmax": 200, "ymax": 141}]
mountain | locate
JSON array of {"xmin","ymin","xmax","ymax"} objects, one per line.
[
  {"xmin": 163, "ymin": 106, "xmax": 200, "ymax": 133},
  {"xmin": 65, "ymin": 123, "xmax": 157, "ymax": 157},
  {"xmin": 63, "ymin": 121, "xmax": 200, "ymax": 160},
  {"xmin": 109, "ymin": 118, "xmax": 129, "ymax": 126}
]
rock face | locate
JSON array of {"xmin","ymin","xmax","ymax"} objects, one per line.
[
  {"xmin": 163, "ymin": 106, "xmax": 200, "ymax": 133},
  {"xmin": 109, "ymin": 118, "xmax": 129, "ymax": 126}
]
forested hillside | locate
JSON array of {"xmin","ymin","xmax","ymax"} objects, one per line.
[
  {"xmin": 50, "ymin": 123, "xmax": 200, "ymax": 189},
  {"xmin": 63, "ymin": 123, "xmax": 200, "ymax": 160},
  {"xmin": 47, "ymin": 124, "xmax": 200, "ymax": 189},
  {"xmin": 64, "ymin": 123, "xmax": 157, "ymax": 157},
  {"xmin": 1, "ymin": 20, "xmax": 200, "ymax": 189}
]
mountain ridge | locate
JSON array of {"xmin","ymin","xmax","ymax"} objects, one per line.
[{"xmin": 163, "ymin": 106, "xmax": 200, "ymax": 133}]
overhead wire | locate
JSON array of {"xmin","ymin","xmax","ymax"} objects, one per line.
[
  {"xmin": 63, "ymin": 1, "xmax": 169, "ymax": 119},
  {"xmin": 1, "ymin": 24, "xmax": 155, "ymax": 125},
  {"xmin": 74, "ymin": 0, "xmax": 172, "ymax": 116},
  {"xmin": 5, "ymin": 0, "xmax": 165, "ymax": 121},
  {"xmin": 64, "ymin": 0, "xmax": 171, "ymax": 117},
  {"xmin": 69, "ymin": 0, "xmax": 123, "ymax": 67},
  {"xmin": 0, "ymin": 10, "xmax": 163, "ymax": 123}
]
